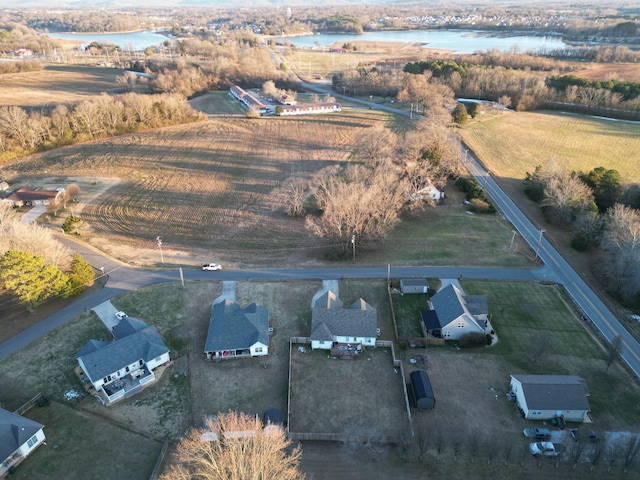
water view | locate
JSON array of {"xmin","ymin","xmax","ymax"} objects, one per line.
[
  {"xmin": 47, "ymin": 30, "xmax": 170, "ymax": 51},
  {"xmin": 279, "ymin": 30, "xmax": 566, "ymax": 54},
  {"xmin": 47, "ymin": 29, "xmax": 566, "ymax": 53}
]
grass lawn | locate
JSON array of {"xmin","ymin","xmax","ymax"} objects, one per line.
[
  {"xmin": 460, "ymin": 110, "xmax": 640, "ymax": 183},
  {"xmin": 289, "ymin": 347, "xmax": 410, "ymax": 439},
  {"xmin": 390, "ymin": 293, "xmax": 429, "ymax": 338},
  {"xmin": 463, "ymin": 280, "xmax": 640, "ymax": 429},
  {"xmin": 16, "ymin": 401, "xmax": 163, "ymax": 480}
]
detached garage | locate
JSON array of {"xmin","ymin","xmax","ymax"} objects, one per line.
[{"xmin": 410, "ymin": 370, "xmax": 435, "ymax": 409}]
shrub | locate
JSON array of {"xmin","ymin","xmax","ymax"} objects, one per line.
[
  {"xmin": 468, "ymin": 198, "xmax": 496, "ymax": 214},
  {"xmin": 458, "ymin": 332, "xmax": 487, "ymax": 348}
]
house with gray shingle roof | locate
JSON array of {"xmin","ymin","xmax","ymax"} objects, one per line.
[
  {"xmin": 0, "ymin": 408, "xmax": 45, "ymax": 476},
  {"xmin": 428, "ymin": 284, "xmax": 488, "ymax": 340},
  {"xmin": 76, "ymin": 318, "xmax": 170, "ymax": 404},
  {"xmin": 509, "ymin": 374, "xmax": 591, "ymax": 422},
  {"xmin": 310, "ymin": 291, "xmax": 378, "ymax": 350},
  {"xmin": 204, "ymin": 300, "xmax": 269, "ymax": 360}
]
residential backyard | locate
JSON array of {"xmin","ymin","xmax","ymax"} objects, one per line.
[
  {"xmin": 1, "ymin": 279, "xmax": 640, "ymax": 479},
  {"xmin": 288, "ymin": 346, "xmax": 410, "ymax": 440}
]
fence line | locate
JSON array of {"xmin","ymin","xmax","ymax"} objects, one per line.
[
  {"xmin": 387, "ymin": 283, "xmax": 400, "ymax": 342},
  {"xmin": 148, "ymin": 441, "xmax": 170, "ymax": 480},
  {"xmin": 376, "ymin": 340, "xmax": 414, "ymax": 438},
  {"xmin": 14, "ymin": 392, "xmax": 44, "ymax": 416}
]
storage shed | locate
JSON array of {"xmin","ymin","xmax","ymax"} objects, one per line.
[
  {"xmin": 400, "ymin": 279, "xmax": 428, "ymax": 294},
  {"xmin": 410, "ymin": 370, "xmax": 435, "ymax": 409}
]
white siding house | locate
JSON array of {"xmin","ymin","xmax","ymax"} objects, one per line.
[
  {"xmin": 0, "ymin": 408, "xmax": 46, "ymax": 476},
  {"xmin": 310, "ymin": 291, "xmax": 378, "ymax": 350},
  {"xmin": 76, "ymin": 318, "xmax": 170, "ymax": 404},
  {"xmin": 429, "ymin": 284, "xmax": 488, "ymax": 340},
  {"xmin": 509, "ymin": 374, "xmax": 591, "ymax": 422}
]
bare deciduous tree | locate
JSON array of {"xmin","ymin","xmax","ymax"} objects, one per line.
[
  {"xmin": 0, "ymin": 202, "xmax": 20, "ymax": 229},
  {"xmin": 283, "ymin": 178, "xmax": 308, "ymax": 217},
  {"xmin": 602, "ymin": 203, "xmax": 640, "ymax": 296},
  {"xmin": 0, "ymin": 106, "xmax": 29, "ymax": 148},
  {"xmin": 542, "ymin": 173, "xmax": 595, "ymax": 224},
  {"xmin": 160, "ymin": 412, "xmax": 304, "ymax": 480},
  {"xmin": 305, "ymin": 165, "xmax": 405, "ymax": 249}
]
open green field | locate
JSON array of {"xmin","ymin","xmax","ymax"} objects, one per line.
[
  {"xmin": 463, "ymin": 280, "xmax": 640, "ymax": 429},
  {"xmin": 460, "ymin": 110, "xmax": 640, "ymax": 183}
]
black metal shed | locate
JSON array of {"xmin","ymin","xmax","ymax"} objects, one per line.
[{"xmin": 410, "ymin": 369, "xmax": 435, "ymax": 409}]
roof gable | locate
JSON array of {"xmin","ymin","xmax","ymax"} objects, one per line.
[
  {"xmin": 204, "ymin": 300, "xmax": 269, "ymax": 352},
  {"xmin": 314, "ymin": 290, "xmax": 343, "ymax": 309},
  {"xmin": 512, "ymin": 375, "xmax": 591, "ymax": 411},
  {"xmin": 112, "ymin": 317, "xmax": 148, "ymax": 339},
  {"xmin": 430, "ymin": 284, "xmax": 485, "ymax": 330},
  {"xmin": 311, "ymin": 294, "xmax": 377, "ymax": 340},
  {"xmin": 77, "ymin": 326, "xmax": 169, "ymax": 381},
  {"xmin": 0, "ymin": 408, "xmax": 43, "ymax": 462}
]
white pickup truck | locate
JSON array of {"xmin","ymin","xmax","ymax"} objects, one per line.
[{"xmin": 202, "ymin": 263, "xmax": 222, "ymax": 271}]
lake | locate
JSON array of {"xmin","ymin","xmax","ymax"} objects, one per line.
[
  {"xmin": 48, "ymin": 29, "xmax": 566, "ymax": 54},
  {"xmin": 279, "ymin": 30, "xmax": 566, "ymax": 54},
  {"xmin": 47, "ymin": 30, "xmax": 171, "ymax": 51}
]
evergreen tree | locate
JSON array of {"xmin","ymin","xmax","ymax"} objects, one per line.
[
  {"xmin": 0, "ymin": 250, "xmax": 71, "ymax": 309},
  {"xmin": 67, "ymin": 253, "xmax": 95, "ymax": 296},
  {"xmin": 452, "ymin": 104, "xmax": 468, "ymax": 124}
]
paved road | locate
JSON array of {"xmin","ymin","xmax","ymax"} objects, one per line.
[
  {"xmin": 0, "ymin": 234, "xmax": 547, "ymax": 361},
  {"xmin": 464, "ymin": 155, "xmax": 640, "ymax": 377},
  {"xmin": 3, "ymin": 83, "xmax": 638, "ymax": 379}
]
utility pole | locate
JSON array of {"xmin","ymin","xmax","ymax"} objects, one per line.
[
  {"xmin": 410, "ymin": 103, "xmax": 414, "ymax": 119},
  {"xmin": 351, "ymin": 234, "xmax": 356, "ymax": 263},
  {"xmin": 509, "ymin": 230, "xmax": 517, "ymax": 252},
  {"xmin": 157, "ymin": 236, "xmax": 164, "ymax": 264}
]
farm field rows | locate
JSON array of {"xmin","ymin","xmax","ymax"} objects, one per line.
[
  {"xmin": 0, "ymin": 64, "xmax": 126, "ymax": 109},
  {"xmin": 2, "ymin": 97, "xmax": 534, "ymax": 268}
]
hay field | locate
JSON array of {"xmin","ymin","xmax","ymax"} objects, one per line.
[
  {"xmin": 0, "ymin": 64, "xmax": 125, "ymax": 109},
  {"xmin": 459, "ymin": 110, "xmax": 640, "ymax": 183}
]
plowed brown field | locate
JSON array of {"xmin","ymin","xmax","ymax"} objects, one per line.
[{"xmin": 3, "ymin": 110, "xmax": 384, "ymax": 265}]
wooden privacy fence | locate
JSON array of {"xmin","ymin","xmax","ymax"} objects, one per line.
[{"xmin": 14, "ymin": 392, "xmax": 45, "ymax": 416}]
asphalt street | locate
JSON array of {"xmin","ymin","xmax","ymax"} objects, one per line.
[
  {"xmin": 464, "ymin": 154, "xmax": 640, "ymax": 378},
  {"xmin": 1, "ymin": 83, "xmax": 638, "ymax": 380},
  {"xmin": 0, "ymin": 233, "xmax": 548, "ymax": 361}
]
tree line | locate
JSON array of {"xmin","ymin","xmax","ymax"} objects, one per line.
[
  {"xmin": 400, "ymin": 56, "xmax": 640, "ymax": 117},
  {"xmin": 282, "ymin": 108, "xmax": 469, "ymax": 255},
  {"xmin": 0, "ymin": 203, "xmax": 94, "ymax": 310},
  {"xmin": 525, "ymin": 165, "xmax": 640, "ymax": 308},
  {"xmin": 0, "ymin": 92, "xmax": 205, "ymax": 162}
]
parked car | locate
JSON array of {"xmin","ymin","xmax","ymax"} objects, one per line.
[
  {"xmin": 523, "ymin": 427, "xmax": 551, "ymax": 440},
  {"xmin": 529, "ymin": 442, "xmax": 562, "ymax": 457},
  {"xmin": 570, "ymin": 428, "xmax": 604, "ymax": 443},
  {"xmin": 115, "ymin": 311, "xmax": 128, "ymax": 320},
  {"xmin": 202, "ymin": 263, "xmax": 222, "ymax": 271}
]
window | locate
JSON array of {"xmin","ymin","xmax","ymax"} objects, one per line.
[
  {"xmin": 255, "ymin": 347, "xmax": 263, "ymax": 353},
  {"xmin": 458, "ymin": 322, "xmax": 465, "ymax": 328},
  {"xmin": 125, "ymin": 366, "xmax": 130, "ymax": 373},
  {"xmin": 443, "ymin": 331, "xmax": 451, "ymax": 338},
  {"xmin": 26, "ymin": 434, "xmax": 38, "ymax": 449},
  {"xmin": 139, "ymin": 359, "xmax": 143, "ymax": 366}
]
